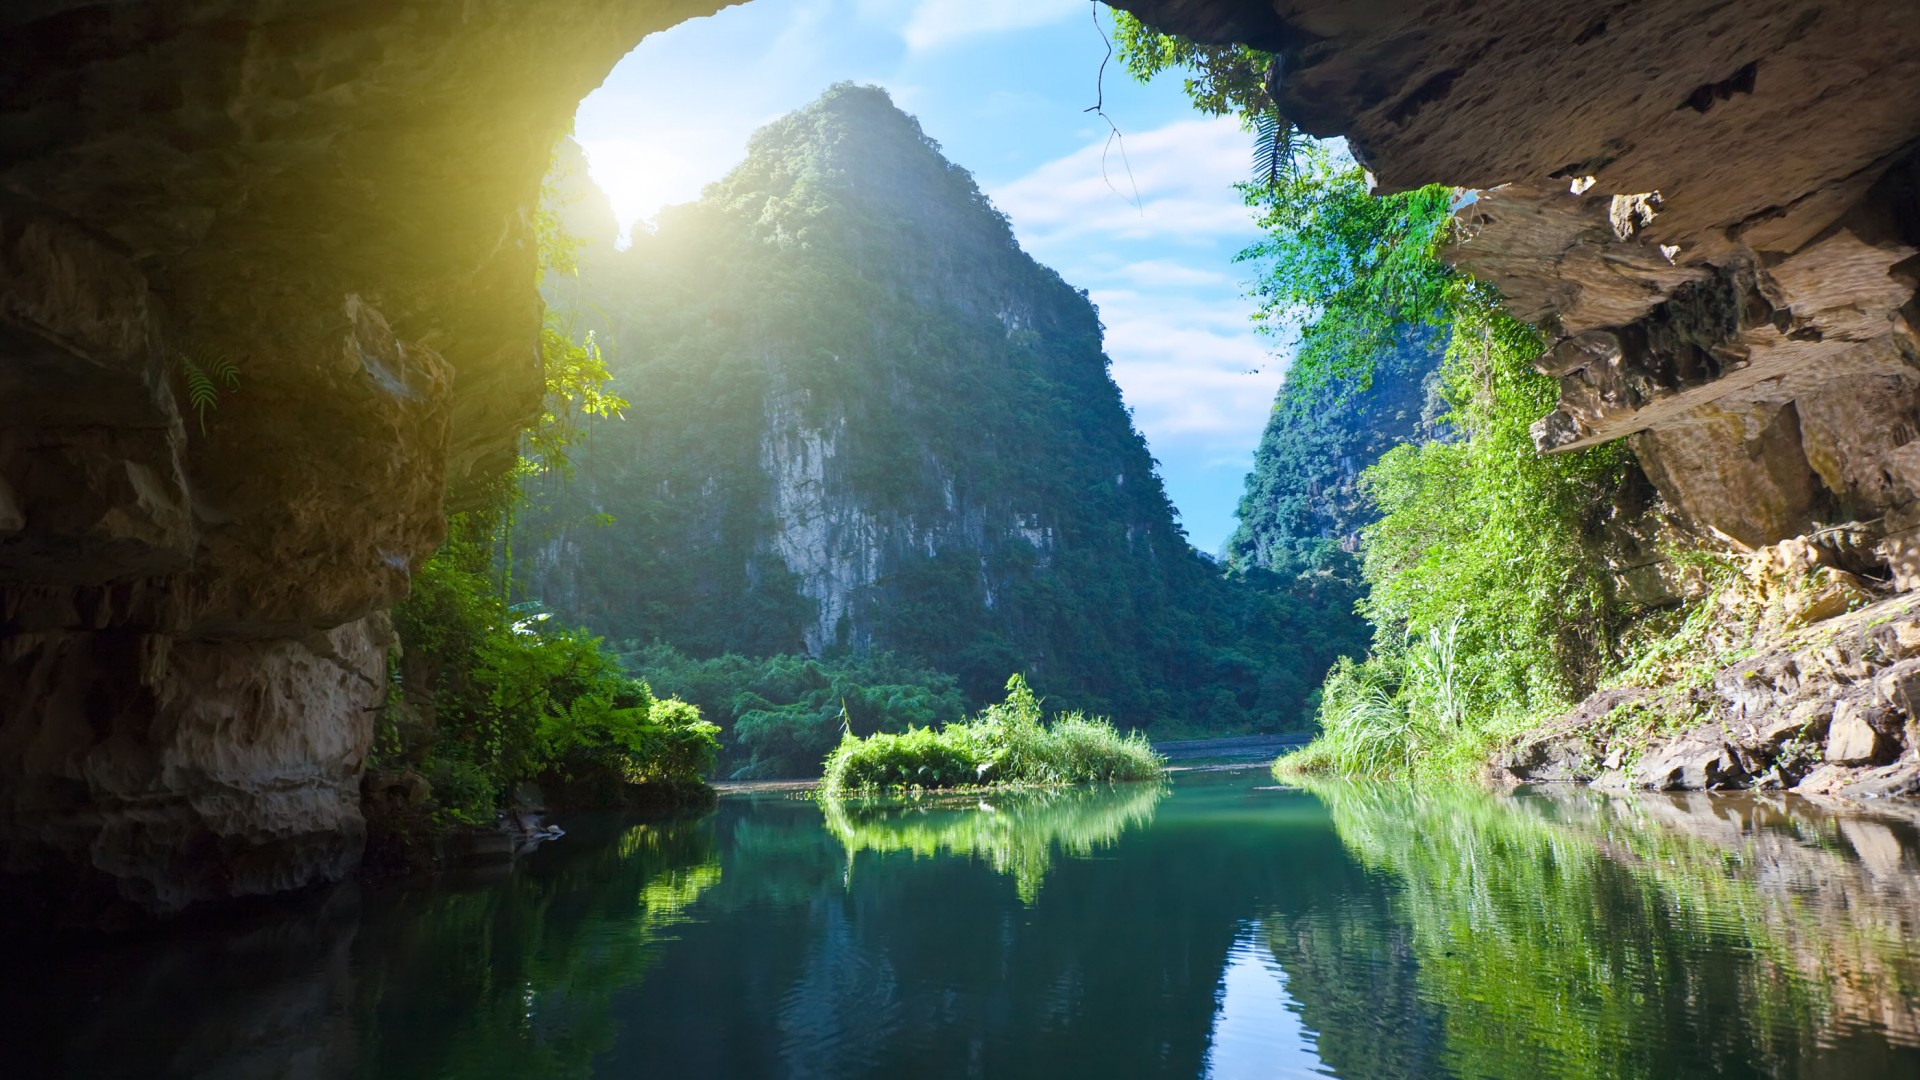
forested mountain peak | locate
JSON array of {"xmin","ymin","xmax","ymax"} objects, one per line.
[
  {"xmin": 1229, "ymin": 330, "xmax": 1448, "ymax": 573},
  {"xmin": 694, "ymin": 83, "xmax": 1014, "ymax": 246},
  {"xmin": 520, "ymin": 85, "xmax": 1354, "ymax": 741}
]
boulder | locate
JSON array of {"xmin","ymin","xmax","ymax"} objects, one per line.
[
  {"xmin": 1634, "ymin": 736, "xmax": 1747, "ymax": 791},
  {"xmin": 1826, "ymin": 700, "xmax": 1898, "ymax": 767}
]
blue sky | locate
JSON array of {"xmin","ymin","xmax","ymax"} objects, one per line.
[{"xmin": 573, "ymin": 0, "xmax": 1291, "ymax": 553}]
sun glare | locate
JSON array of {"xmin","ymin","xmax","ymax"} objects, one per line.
[{"xmin": 577, "ymin": 130, "xmax": 747, "ymax": 240}]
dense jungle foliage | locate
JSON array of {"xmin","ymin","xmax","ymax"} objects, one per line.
[
  {"xmin": 515, "ymin": 84, "xmax": 1365, "ymax": 746},
  {"xmin": 617, "ymin": 646, "xmax": 967, "ymax": 780},
  {"xmin": 1226, "ymin": 328, "xmax": 1447, "ymax": 572},
  {"xmin": 1120, "ymin": 19, "xmax": 1650, "ymax": 777},
  {"xmin": 387, "ymin": 524, "xmax": 719, "ymax": 824}
]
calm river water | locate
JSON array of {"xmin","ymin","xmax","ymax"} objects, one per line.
[{"xmin": 9, "ymin": 768, "xmax": 1920, "ymax": 1078}]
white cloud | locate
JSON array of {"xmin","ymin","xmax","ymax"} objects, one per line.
[
  {"xmin": 1103, "ymin": 325, "xmax": 1283, "ymax": 441},
  {"xmin": 984, "ymin": 117, "xmax": 1287, "ymax": 452},
  {"xmin": 1113, "ymin": 260, "xmax": 1234, "ymax": 290},
  {"xmin": 901, "ymin": 0, "xmax": 1084, "ymax": 51},
  {"xmin": 1096, "ymin": 289, "xmax": 1285, "ymax": 444},
  {"xmin": 1090, "ymin": 288, "xmax": 1257, "ymax": 339}
]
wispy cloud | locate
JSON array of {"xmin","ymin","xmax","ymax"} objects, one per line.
[
  {"xmin": 985, "ymin": 115, "xmax": 1284, "ymax": 461},
  {"xmin": 1101, "ymin": 311, "xmax": 1285, "ymax": 442},
  {"xmin": 1113, "ymin": 260, "xmax": 1235, "ymax": 290},
  {"xmin": 901, "ymin": 0, "xmax": 1084, "ymax": 51},
  {"xmin": 989, "ymin": 117, "xmax": 1253, "ymax": 246}
]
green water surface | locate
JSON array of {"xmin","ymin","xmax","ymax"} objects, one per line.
[{"xmin": 12, "ymin": 769, "xmax": 1920, "ymax": 1078}]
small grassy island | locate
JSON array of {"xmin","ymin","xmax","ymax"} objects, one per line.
[{"xmin": 820, "ymin": 676, "xmax": 1165, "ymax": 794}]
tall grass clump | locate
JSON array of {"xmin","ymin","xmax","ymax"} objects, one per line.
[
  {"xmin": 1280, "ymin": 620, "xmax": 1529, "ymax": 781},
  {"xmin": 820, "ymin": 675, "xmax": 1163, "ymax": 794}
]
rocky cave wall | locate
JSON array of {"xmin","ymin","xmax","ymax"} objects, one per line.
[
  {"xmin": 1116, "ymin": 0, "xmax": 1920, "ymax": 575},
  {"xmin": 0, "ymin": 0, "xmax": 728, "ymax": 927}
]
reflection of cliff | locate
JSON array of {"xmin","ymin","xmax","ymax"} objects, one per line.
[
  {"xmin": 1288, "ymin": 781, "xmax": 1920, "ymax": 1078},
  {"xmin": 1261, "ymin": 892, "xmax": 1444, "ymax": 1080},
  {"xmin": 351, "ymin": 820, "xmax": 722, "ymax": 1078},
  {"xmin": 820, "ymin": 781, "xmax": 1168, "ymax": 904}
]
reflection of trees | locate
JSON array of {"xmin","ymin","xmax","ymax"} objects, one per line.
[
  {"xmin": 1280, "ymin": 781, "xmax": 1920, "ymax": 1079},
  {"xmin": 819, "ymin": 781, "xmax": 1168, "ymax": 903},
  {"xmin": 31, "ymin": 776, "xmax": 1920, "ymax": 1080},
  {"xmin": 352, "ymin": 816, "xmax": 722, "ymax": 1079}
]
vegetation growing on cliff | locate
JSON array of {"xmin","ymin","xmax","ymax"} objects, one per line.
[
  {"xmin": 1226, "ymin": 329, "xmax": 1446, "ymax": 572},
  {"xmin": 379, "ymin": 142, "xmax": 717, "ymax": 827},
  {"xmin": 820, "ymin": 675, "xmax": 1163, "ymax": 793},
  {"xmin": 1279, "ymin": 279, "xmax": 1637, "ymax": 779},
  {"xmin": 517, "ymin": 84, "xmax": 1360, "ymax": 737},
  {"xmin": 386, "ymin": 522, "xmax": 719, "ymax": 823}
]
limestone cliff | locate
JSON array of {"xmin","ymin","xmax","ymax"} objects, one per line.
[
  {"xmin": 1114, "ymin": 0, "xmax": 1920, "ymax": 569},
  {"xmin": 1114, "ymin": 0, "xmax": 1920, "ymax": 791},
  {"xmin": 520, "ymin": 86, "xmax": 1322, "ymax": 728}
]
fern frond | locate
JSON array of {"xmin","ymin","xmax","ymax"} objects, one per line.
[
  {"xmin": 1251, "ymin": 112, "xmax": 1296, "ymax": 190},
  {"xmin": 204, "ymin": 350, "xmax": 240, "ymax": 389},
  {"xmin": 175, "ymin": 346, "xmax": 242, "ymax": 433}
]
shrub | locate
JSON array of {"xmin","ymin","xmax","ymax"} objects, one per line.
[
  {"xmin": 820, "ymin": 675, "xmax": 1163, "ymax": 794},
  {"xmin": 1279, "ymin": 627, "xmax": 1526, "ymax": 782},
  {"xmin": 393, "ymin": 539, "xmax": 719, "ymax": 820}
]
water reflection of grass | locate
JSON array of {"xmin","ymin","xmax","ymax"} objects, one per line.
[
  {"xmin": 820, "ymin": 781, "xmax": 1167, "ymax": 903},
  {"xmin": 1285, "ymin": 780, "xmax": 1920, "ymax": 1078}
]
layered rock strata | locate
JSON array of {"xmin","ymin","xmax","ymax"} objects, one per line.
[{"xmin": 1502, "ymin": 591, "xmax": 1920, "ymax": 797}]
